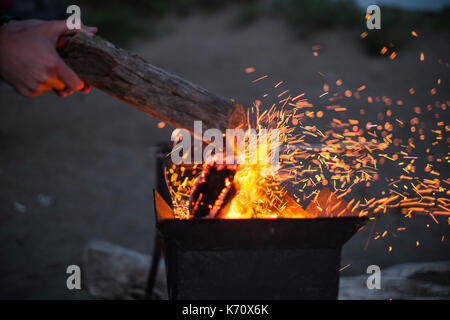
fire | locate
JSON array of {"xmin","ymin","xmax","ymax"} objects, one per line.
[
  {"xmin": 166, "ymin": 92, "xmax": 382, "ymax": 219},
  {"xmin": 165, "ymin": 65, "xmax": 449, "ymax": 226},
  {"xmin": 224, "ymin": 165, "xmax": 311, "ymax": 219}
]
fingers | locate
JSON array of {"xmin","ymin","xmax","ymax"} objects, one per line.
[
  {"xmin": 61, "ymin": 25, "xmax": 97, "ymax": 36},
  {"xmin": 55, "ymin": 83, "xmax": 90, "ymax": 97},
  {"xmin": 54, "ymin": 57, "xmax": 83, "ymax": 92},
  {"xmin": 24, "ymin": 76, "xmax": 64, "ymax": 98},
  {"xmin": 46, "ymin": 56, "xmax": 91, "ymax": 98},
  {"xmin": 15, "ymin": 85, "xmax": 34, "ymax": 98},
  {"xmin": 20, "ymin": 20, "xmax": 95, "ymax": 98},
  {"xmin": 25, "ymin": 81, "xmax": 90, "ymax": 98},
  {"xmin": 80, "ymin": 83, "xmax": 91, "ymax": 94},
  {"xmin": 28, "ymin": 83, "xmax": 53, "ymax": 98},
  {"xmin": 85, "ymin": 26, "xmax": 98, "ymax": 34},
  {"xmin": 59, "ymin": 20, "xmax": 98, "ymax": 36},
  {"xmin": 18, "ymin": 77, "xmax": 89, "ymax": 98},
  {"xmin": 46, "ymin": 20, "xmax": 98, "ymax": 42},
  {"xmin": 27, "ymin": 69, "xmax": 84, "ymax": 98},
  {"xmin": 46, "ymin": 75, "xmax": 66, "ymax": 91},
  {"xmin": 54, "ymin": 88, "xmax": 72, "ymax": 97}
]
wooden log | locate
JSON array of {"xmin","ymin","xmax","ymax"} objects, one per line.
[{"xmin": 58, "ymin": 33, "xmax": 246, "ymax": 134}]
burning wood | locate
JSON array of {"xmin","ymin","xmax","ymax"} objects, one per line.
[
  {"xmin": 189, "ymin": 163, "xmax": 237, "ymax": 218},
  {"xmin": 187, "ymin": 162, "xmax": 316, "ymax": 219},
  {"xmin": 186, "ymin": 169, "xmax": 360, "ymax": 219}
]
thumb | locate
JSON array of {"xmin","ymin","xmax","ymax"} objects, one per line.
[
  {"xmin": 47, "ymin": 20, "xmax": 70, "ymax": 35},
  {"xmin": 47, "ymin": 20, "xmax": 97, "ymax": 39},
  {"xmin": 62, "ymin": 23, "xmax": 98, "ymax": 36}
]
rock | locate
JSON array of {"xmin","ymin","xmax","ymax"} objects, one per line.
[
  {"xmin": 339, "ymin": 261, "xmax": 450, "ymax": 299},
  {"xmin": 81, "ymin": 240, "xmax": 167, "ymax": 300},
  {"xmin": 13, "ymin": 201, "xmax": 26, "ymax": 213},
  {"xmin": 37, "ymin": 194, "xmax": 54, "ymax": 207}
]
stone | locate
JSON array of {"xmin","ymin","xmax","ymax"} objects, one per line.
[{"xmin": 81, "ymin": 240, "xmax": 167, "ymax": 299}]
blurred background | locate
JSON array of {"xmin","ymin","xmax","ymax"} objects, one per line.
[{"xmin": 0, "ymin": 0, "xmax": 449, "ymax": 298}]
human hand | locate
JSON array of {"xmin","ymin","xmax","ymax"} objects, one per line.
[{"xmin": 0, "ymin": 19, "xmax": 97, "ymax": 97}]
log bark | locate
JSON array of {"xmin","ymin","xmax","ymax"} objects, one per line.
[{"xmin": 58, "ymin": 33, "xmax": 245, "ymax": 134}]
